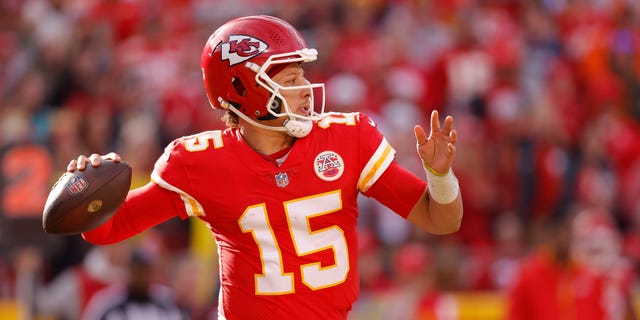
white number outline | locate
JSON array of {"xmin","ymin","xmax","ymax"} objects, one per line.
[
  {"xmin": 238, "ymin": 190, "xmax": 349, "ymax": 295},
  {"xmin": 184, "ymin": 131, "xmax": 223, "ymax": 152},
  {"xmin": 317, "ymin": 112, "xmax": 357, "ymax": 128},
  {"xmin": 239, "ymin": 204, "xmax": 295, "ymax": 295}
]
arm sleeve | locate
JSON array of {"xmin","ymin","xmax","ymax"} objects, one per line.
[
  {"xmin": 362, "ymin": 161, "xmax": 427, "ymax": 218},
  {"xmin": 81, "ymin": 181, "xmax": 183, "ymax": 244}
]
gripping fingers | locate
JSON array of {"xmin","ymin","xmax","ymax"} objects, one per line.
[
  {"xmin": 103, "ymin": 152, "xmax": 121, "ymax": 162},
  {"xmin": 67, "ymin": 159, "xmax": 78, "ymax": 172},
  {"xmin": 74, "ymin": 155, "xmax": 90, "ymax": 171},
  {"xmin": 89, "ymin": 153, "xmax": 103, "ymax": 167},
  {"xmin": 68, "ymin": 152, "xmax": 120, "ymax": 172},
  {"xmin": 73, "ymin": 154, "xmax": 101, "ymax": 171}
]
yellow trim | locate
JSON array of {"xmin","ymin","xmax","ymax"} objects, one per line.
[
  {"xmin": 358, "ymin": 144, "xmax": 392, "ymax": 191},
  {"xmin": 424, "ymin": 163, "xmax": 447, "ymax": 176},
  {"xmin": 151, "ymin": 172, "xmax": 205, "ymax": 217}
]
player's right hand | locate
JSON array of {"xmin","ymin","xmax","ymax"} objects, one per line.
[{"xmin": 67, "ymin": 152, "xmax": 121, "ymax": 172}]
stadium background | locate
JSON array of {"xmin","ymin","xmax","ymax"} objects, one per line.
[{"xmin": 0, "ymin": 0, "xmax": 639, "ymax": 319}]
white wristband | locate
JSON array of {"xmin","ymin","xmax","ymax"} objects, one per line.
[{"xmin": 424, "ymin": 167, "xmax": 460, "ymax": 204}]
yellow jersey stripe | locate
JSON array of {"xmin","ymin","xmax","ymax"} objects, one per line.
[{"xmin": 358, "ymin": 138, "xmax": 395, "ymax": 192}]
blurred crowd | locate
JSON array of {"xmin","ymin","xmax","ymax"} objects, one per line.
[{"xmin": 1, "ymin": 0, "xmax": 639, "ymax": 319}]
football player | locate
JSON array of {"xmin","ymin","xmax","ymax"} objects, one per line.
[{"xmin": 69, "ymin": 15, "xmax": 463, "ymax": 320}]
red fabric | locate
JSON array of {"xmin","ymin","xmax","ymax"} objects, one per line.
[
  {"xmin": 82, "ymin": 182, "xmax": 179, "ymax": 244},
  {"xmin": 363, "ymin": 162, "xmax": 427, "ymax": 219},
  {"xmin": 151, "ymin": 113, "xmax": 411, "ymax": 319},
  {"xmin": 506, "ymin": 250, "xmax": 605, "ymax": 320},
  {"xmin": 86, "ymin": 112, "xmax": 425, "ymax": 319}
]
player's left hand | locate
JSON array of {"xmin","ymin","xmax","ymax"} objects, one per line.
[{"xmin": 414, "ymin": 110, "xmax": 457, "ymax": 174}]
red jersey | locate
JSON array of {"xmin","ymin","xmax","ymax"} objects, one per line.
[{"xmin": 149, "ymin": 112, "xmax": 426, "ymax": 319}]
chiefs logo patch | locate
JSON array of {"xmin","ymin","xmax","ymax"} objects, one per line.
[
  {"xmin": 220, "ymin": 35, "xmax": 268, "ymax": 66},
  {"xmin": 314, "ymin": 151, "xmax": 344, "ymax": 181}
]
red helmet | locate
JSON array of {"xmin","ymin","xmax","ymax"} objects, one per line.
[{"xmin": 201, "ymin": 15, "xmax": 325, "ymax": 137}]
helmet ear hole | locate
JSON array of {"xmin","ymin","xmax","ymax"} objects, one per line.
[
  {"xmin": 257, "ymin": 97, "xmax": 282, "ymax": 120},
  {"xmin": 269, "ymin": 98, "xmax": 281, "ymax": 111},
  {"xmin": 231, "ymin": 77, "xmax": 246, "ymax": 97}
]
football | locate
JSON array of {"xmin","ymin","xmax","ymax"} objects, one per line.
[{"xmin": 42, "ymin": 160, "xmax": 132, "ymax": 235}]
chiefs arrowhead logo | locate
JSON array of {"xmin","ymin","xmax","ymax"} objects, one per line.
[{"xmin": 220, "ymin": 35, "xmax": 268, "ymax": 66}]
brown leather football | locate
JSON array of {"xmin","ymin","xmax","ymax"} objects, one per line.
[{"xmin": 42, "ymin": 160, "xmax": 132, "ymax": 235}]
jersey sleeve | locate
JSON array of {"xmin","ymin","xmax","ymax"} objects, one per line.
[
  {"xmin": 363, "ymin": 162, "xmax": 427, "ymax": 218},
  {"xmin": 151, "ymin": 137, "xmax": 206, "ymax": 219},
  {"xmin": 82, "ymin": 182, "xmax": 180, "ymax": 244},
  {"xmin": 353, "ymin": 113, "xmax": 397, "ymax": 193},
  {"xmin": 354, "ymin": 113, "xmax": 428, "ymax": 218}
]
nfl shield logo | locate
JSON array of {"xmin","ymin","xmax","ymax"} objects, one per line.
[
  {"xmin": 275, "ymin": 172, "xmax": 289, "ymax": 188},
  {"xmin": 65, "ymin": 174, "xmax": 89, "ymax": 195}
]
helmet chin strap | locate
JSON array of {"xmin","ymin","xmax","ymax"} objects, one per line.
[
  {"xmin": 218, "ymin": 98, "xmax": 312, "ymax": 138},
  {"xmin": 283, "ymin": 118, "xmax": 312, "ymax": 138}
]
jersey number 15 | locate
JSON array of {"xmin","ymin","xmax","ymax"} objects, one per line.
[{"xmin": 238, "ymin": 190, "xmax": 350, "ymax": 295}]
